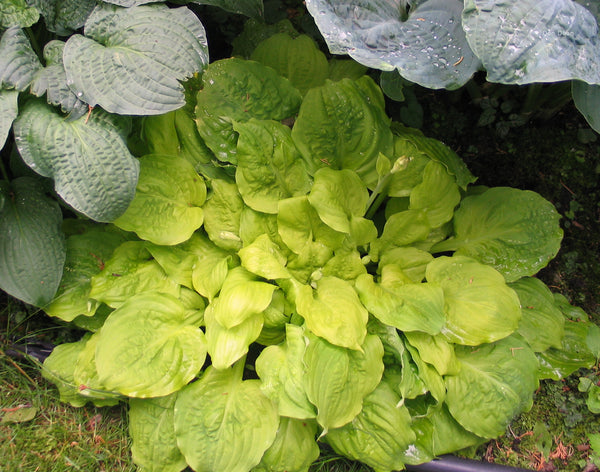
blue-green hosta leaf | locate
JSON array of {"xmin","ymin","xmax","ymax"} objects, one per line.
[
  {"xmin": 426, "ymin": 256, "xmax": 522, "ymax": 345},
  {"xmin": 63, "ymin": 4, "xmax": 208, "ymax": 115},
  {"xmin": 325, "ymin": 380, "xmax": 415, "ymax": 472},
  {"xmin": 307, "ymin": 168, "xmax": 377, "ymax": 245},
  {"xmin": 28, "ymin": 0, "xmax": 95, "ymax": 35},
  {"xmin": 234, "ymin": 119, "xmax": 312, "ymax": 214},
  {"xmin": 254, "ymin": 417, "xmax": 320, "ymax": 472},
  {"xmin": 0, "ymin": 26, "xmax": 42, "ymax": 91},
  {"xmin": 445, "ymin": 336, "xmax": 539, "ymax": 438},
  {"xmin": 13, "ymin": 99, "xmax": 139, "ymax": 222},
  {"xmin": 95, "ymin": 292, "xmax": 207, "ymax": 397},
  {"xmin": 251, "ymin": 33, "xmax": 329, "ymax": 95},
  {"xmin": 355, "ymin": 274, "xmax": 445, "ymax": 335},
  {"xmin": 432, "ymin": 187, "xmax": 563, "ymax": 282},
  {"xmin": 256, "ymin": 324, "xmax": 317, "ymax": 419},
  {"xmin": 129, "ymin": 394, "xmax": 187, "ymax": 472},
  {"xmin": 30, "ymin": 40, "xmax": 87, "ymax": 117},
  {"xmin": 113, "ymin": 154, "xmax": 206, "ymax": 246},
  {"xmin": 46, "ymin": 226, "xmax": 130, "ymax": 322},
  {"xmin": 203, "ymin": 178, "xmax": 244, "ymax": 251},
  {"xmin": 103, "ymin": 0, "xmax": 162, "ymax": 6},
  {"xmin": 204, "ymin": 304, "xmax": 264, "ymax": 370},
  {"xmin": 0, "ymin": 177, "xmax": 65, "ymax": 307},
  {"xmin": 0, "ymin": 0, "xmax": 39, "ymax": 28},
  {"xmin": 291, "ymin": 77, "xmax": 394, "ymax": 187},
  {"xmin": 462, "ymin": 0, "xmax": 600, "ymax": 85},
  {"xmin": 188, "ymin": 0, "xmax": 264, "ymax": 19},
  {"xmin": 174, "ymin": 364, "xmax": 279, "ymax": 472},
  {"xmin": 306, "ymin": 0, "xmax": 481, "ymax": 90},
  {"xmin": 0, "ymin": 89, "xmax": 18, "ymax": 149},
  {"xmin": 195, "ymin": 58, "xmax": 302, "ymax": 164},
  {"xmin": 510, "ymin": 277, "xmax": 565, "ymax": 352},
  {"xmin": 573, "ymin": 81, "xmax": 600, "ymax": 133},
  {"xmin": 295, "ymin": 276, "xmax": 368, "ymax": 351},
  {"xmin": 303, "ymin": 333, "xmax": 384, "ymax": 432},
  {"xmin": 89, "ymin": 241, "xmax": 180, "ymax": 308}
]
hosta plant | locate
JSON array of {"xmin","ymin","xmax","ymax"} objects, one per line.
[{"xmin": 38, "ymin": 51, "xmax": 600, "ymax": 471}]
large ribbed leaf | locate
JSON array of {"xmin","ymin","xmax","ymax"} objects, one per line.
[
  {"xmin": 0, "ymin": 0, "xmax": 39, "ymax": 28},
  {"xmin": 0, "ymin": 89, "xmax": 18, "ymax": 149},
  {"xmin": 28, "ymin": 0, "xmax": 95, "ymax": 35},
  {"xmin": 305, "ymin": 0, "xmax": 481, "ymax": 90},
  {"xmin": 573, "ymin": 81, "xmax": 600, "ymax": 133},
  {"xmin": 13, "ymin": 99, "xmax": 139, "ymax": 222},
  {"xmin": 95, "ymin": 292, "xmax": 207, "ymax": 397},
  {"xmin": 174, "ymin": 364, "xmax": 279, "ymax": 472},
  {"xmin": 0, "ymin": 26, "xmax": 42, "ymax": 91},
  {"xmin": 462, "ymin": 0, "xmax": 600, "ymax": 85},
  {"xmin": 0, "ymin": 177, "xmax": 66, "ymax": 307},
  {"xmin": 63, "ymin": 4, "xmax": 209, "ymax": 115},
  {"xmin": 30, "ymin": 40, "xmax": 87, "ymax": 117}
]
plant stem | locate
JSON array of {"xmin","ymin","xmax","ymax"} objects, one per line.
[{"xmin": 0, "ymin": 159, "xmax": 10, "ymax": 182}]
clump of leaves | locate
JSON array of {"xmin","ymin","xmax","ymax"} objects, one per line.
[{"xmin": 39, "ymin": 45, "xmax": 600, "ymax": 472}]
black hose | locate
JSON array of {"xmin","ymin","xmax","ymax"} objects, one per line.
[{"xmin": 405, "ymin": 455, "xmax": 532, "ymax": 472}]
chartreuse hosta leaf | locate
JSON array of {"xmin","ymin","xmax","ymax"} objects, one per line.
[
  {"xmin": 355, "ymin": 274, "xmax": 445, "ymax": 336},
  {"xmin": 195, "ymin": 58, "xmax": 302, "ymax": 164},
  {"xmin": 238, "ymin": 234, "xmax": 291, "ymax": 280},
  {"xmin": 234, "ymin": 119, "xmax": 312, "ymax": 214},
  {"xmin": 13, "ymin": 99, "xmax": 139, "ymax": 222},
  {"xmin": 379, "ymin": 247, "xmax": 434, "ymax": 283},
  {"xmin": 90, "ymin": 241, "xmax": 180, "ymax": 308},
  {"xmin": 63, "ymin": 4, "xmax": 208, "ymax": 115},
  {"xmin": 203, "ymin": 178, "xmax": 244, "ymax": 251},
  {"xmin": 255, "ymin": 417, "xmax": 320, "ymax": 472},
  {"xmin": 0, "ymin": 177, "xmax": 66, "ymax": 307},
  {"xmin": 0, "ymin": 89, "xmax": 18, "ymax": 151},
  {"xmin": 113, "ymin": 154, "xmax": 206, "ymax": 246},
  {"xmin": 308, "ymin": 168, "xmax": 377, "ymax": 246},
  {"xmin": 42, "ymin": 334, "xmax": 120, "ymax": 407},
  {"xmin": 95, "ymin": 292, "xmax": 207, "ymax": 397},
  {"xmin": 0, "ymin": 0, "xmax": 38, "ymax": 28},
  {"xmin": 251, "ymin": 33, "xmax": 329, "ymax": 95},
  {"xmin": 432, "ymin": 187, "xmax": 563, "ymax": 283},
  {"xmin": 129, "ymin": 394, "xmax": 187, "ymax": 472},
  {"xmin": 174, "ymin": 363, "xmax": 279, "ymax": 472},
  {"xmin": 30, "ymin": 40, "xmax": 87, "ymax": 117},
  {"xmin": 510, "ymin": 277, "xmax": 565, "ymax": 352},
  {"xmin": 0, "ymin": 26, "xmax": 42, "ymax": 91},
  {"xmin": 370, "ymin": 209, "xmax": 431, "ymax": 259},
  {"xmin": 426, "ymin": 256, "xmax": 521, "ymax": 345},
  {"xmin": 462, "ymin": 0, "xmax": 600, "ymax": 85},
  {"xmin": 306, "ymin": 0, "xmax": 481, "ymax": 90},
  {"xmin": 212, "ymin": 267, "xmax": 276, "ymax": 329},
  {"xmin": 295, "ymin": 276, "xmax": 368, "ymax": 351},
  {"xmin": 291, "ymin": 77, "xmax": 393, "ymax": 187},
  {"xmin": 304, "ymin": 333, "xmax": 384, "ymax": 433},
  {"xmin": 256, "ymin": 324, "xmax": 316, "ymax": 419},
  {"xmin": 445, "ymin": 335, "xmax": 539, "ymax": 438},
  {"xmin": 325, "ymin": 379, "xmax": 415, "ymax": 472},
  {"xmin": 46, "ymin": 226, "xmax": 130, "ymax": 321},
  {"xmin": 29, "ymin": 0, "xmax": 95, "ymax": 35}
]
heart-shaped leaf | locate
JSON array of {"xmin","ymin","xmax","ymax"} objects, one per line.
[
  {"xmin": 463, "ymin": 0, "xmax": 600, "ymax": 85},
  {"xmin": 13, "ymin": 98, "xmax": 139, "ymax": 222},
  {"xmin": 306, "ymin": 0, "xmax": 481, "ymax": 89},
  {"xmin": 28, "ymin": 0, "xmax": 95, "ymax": 35},
  {"xmin": 63, "ymin": 4, "xmax": 209, "ymax": 115},
  {"xmin": 0, "ymin": 177, "xmax": 66, "ymax": 307},
  {"xmin": 0, "ymin": 26, "xmax": 42, "ymax": 91},
  {"xmin": 113, "ymin": 154, "xmax": 206, "ymax": 246},
  {"xmin": 0, "ymin": 0, "xmax": 39, "ymax": 29}
]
